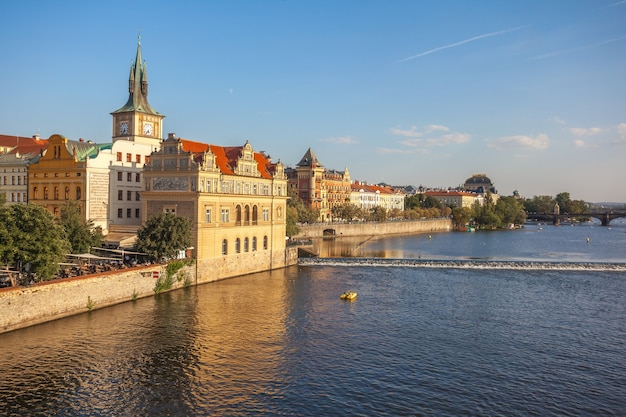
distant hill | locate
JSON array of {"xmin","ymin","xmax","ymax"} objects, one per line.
[{"xmin": 590, "ymin": 202, "xmax": 626, "ymax": 209}]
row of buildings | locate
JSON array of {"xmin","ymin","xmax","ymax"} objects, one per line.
[{"xmin": 0, "ymin": 39, "xmax": 498, "ymax": 277}]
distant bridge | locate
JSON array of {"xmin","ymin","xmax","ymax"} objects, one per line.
[{"xmin": 526, "ymin": 211, "xmax": 626, "ymax": 226}]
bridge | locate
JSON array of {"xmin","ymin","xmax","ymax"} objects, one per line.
[{"xmin": 526, "ymin": 211, "xmax": 626, "ymax": 226}]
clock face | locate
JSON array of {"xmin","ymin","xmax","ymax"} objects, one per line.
[
  {"xmin": 143, "ymin": 122, "xmax": 153, "ymax": 136},
  {"xmin": 120, "ymin": 122, "xmax": 128, "ymax": 135}
]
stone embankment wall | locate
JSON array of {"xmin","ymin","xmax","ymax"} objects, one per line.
[
  {"xmin": 0, "ymin": 247, "xmax": 298, "ymax": 334},
  {"xmin": 293, "ymin": 218, "xmax": 452, "ymax": 239}
]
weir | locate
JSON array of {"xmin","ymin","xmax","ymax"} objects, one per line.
[{"xmin": 299, "ymin": 257, "xmax": 626, "ymax": 271}]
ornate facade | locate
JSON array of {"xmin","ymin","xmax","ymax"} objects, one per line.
[{"xmin": 142, "ymin": 134, "xmax": 288, "ymax": 263}]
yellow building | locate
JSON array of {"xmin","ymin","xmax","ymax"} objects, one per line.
[
  {"xmin": 28, "ymin": 134, "xmax": 112, "ymax": 229},
  {"xmin": 141, "ymin": 134, "xmax": 289, "ymax": 279}
]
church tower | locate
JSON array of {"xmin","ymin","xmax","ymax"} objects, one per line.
[{"xmin": 111, "ymin": 36, "xmax": 164, "ymax": 146}]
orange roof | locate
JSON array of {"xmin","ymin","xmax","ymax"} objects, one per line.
[
  {"xmin": 0, "ymin": 134, "xmax": 48, "ymax": 154},
  {"xmin": 178, "ymin": 138, "xmax": 275, "ymax": 179}
]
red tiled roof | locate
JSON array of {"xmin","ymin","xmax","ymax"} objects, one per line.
[
  {"xmin": 178, "ymin": 138, "xmax": 275, "ymax": 178},
  {"xmin": 0, "ymin": 134, "xmax": 48, "ymax": 154},
  {"xmin": 425, "ymin": 191, "xmax": 477, "ymax": 197}
]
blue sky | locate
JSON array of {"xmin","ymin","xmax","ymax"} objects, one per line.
[{"xmin": 1, "ymin": 0, "xmax": 625, "ymax": 202}]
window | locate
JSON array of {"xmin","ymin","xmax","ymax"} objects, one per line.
[
  {"xmin": 145, "ymin": 156, "xmax": 150, "ymax": 165},
  {"xmin": 117, "ymin": 152, "xmax": 122, "ymax": 161},
  {"xmin": 135, "ymin": 192, "xmax": 140, "ymax": 201},
  {"xmin": 244, "ymin": 237, "xmax": 249, "ymax": 252},
  {"xmin": 136, "ymin": 154, "xmax": 141, "ymax": 163},
  {"xmin": 252, "ymin": 237, "xmax": 257, "ymax": 251},
  {"xmin": 117, "ymin": 208, "xmax": 123, "ymax": 218},
  {"xmin": 118, "ymin": 190, "xmax": 123, "ymax": 201},
  {"xmin": 244, "ymin": 205, "xmax": 250, "ymax": 224},
  {"xmin": 253, "ymin": 206, "xmax": 258, "ymax": 224},
  {"xmin": 65, "ymin": 187, "xmax": 69, "ymax": 200},
  {"xmin": 205, "ymin": 208, "xmax": 212, "ymax": 223},
  {"xmin": 33, "ymin": 187, "xmax": 38, "ymax": 199},
  {"xmin": 235, "ymin": 238, "xmax": 241, "ymax": 253},
  {"xmin": 263, "ymin": 236, "xmax": 268, "ymax": 250},
  {"xmin": 263, "ymin": 208, "xmax": 269, "ymax": 221},
  {"xmin": 127, "ymin": 172, "xmax": 132, "ymax": 182},
  {"xmin": 76, "ymin": 187, "xmax": 81, "ymax": 199},
  {"xmin": 135, "ymin": 208, "xmax": 140, "ymax": 218},
  {"xmin": 127, "ymin": 191, "xmax": 132, "ymax": 201},
  {"xmin": 235, "ymin": 205, "xmax": 242, "ymax": 224},
  {"xmin": 164, "ymin": 207, "xmax": 176, "ymax": 215},
  {"xmin": 117, "ymin": 171, "xmax": 123, "ymax": 181},
  {"xmin": 43, "ymin": 187, "xmax": 49, "ymax": 200},
  {"xmin": 127, "ymin": 208, "xmax": 131, "ymax": 218},
  {"xmin": 126, "ymin": 153, "xmax": 132, "ymax": 162},
  {"xmin": 221, "ymin": 208, "xmax": 229, "ymax": 223},
  {"xmin": 136, "ymin": 173, "xmax": 141, "ymax": 182},
  {"xmin": 222, "ymin": 239, "xmax": 228, "ymax": 255}
]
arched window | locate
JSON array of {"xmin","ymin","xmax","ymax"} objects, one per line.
[
  {"xmin": 43, "ymin": 187, "xmax": 49, "ymax": 200},
  {"xmin": 54, "ymin": 187, "xmax": 59, "ymax": 200},
  {"xmin": 252, "ymin": 237, "xmax": 257, "ymax": 251},
  {"xmin": 252, "ymin": 206, "xmax": 258, "ymax": 224},
  {"xmin": 76, "ymin": 186, "xmax": 81, "ymax": 200},
  {"xmin": 222, "ymin": 239, "xmax": 228, "ymax": 255},
  {"xmin": 263, "ymin": 235, "xmax": 268, "ymax": 250},
  {"xmin": 33, "ymin": 187, "xmax": 38, "ymax": 199},
  {"xmin": 235, "ymin": 205, "xmax": 242, "ymax": 225},
  {"xmin": 235, "ymin": 238, "xmax": 241, "ymax": 253},
  {"xmin": 244, "ymin": 237, "xmax": 249, "ymax": 252},
  {"xmin": 64, "ymin": 187, "xmax": 70, "ymax": 200},
  {"xmin": 244, "ymin": 205, "xmax": 250, "ymax": 224}
]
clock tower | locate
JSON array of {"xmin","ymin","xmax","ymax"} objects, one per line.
[{"xmin": 111, "ymin": 36, "xmax": 164, "ymax": 146}]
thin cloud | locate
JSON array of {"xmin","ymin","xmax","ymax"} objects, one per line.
[
  {"xmin": 569, "ymin": 127, "xmax": 603, "ymax": 136},
  {"xmin": 397, "ymin": 26, "xmax": 525, "ymax": 63},
  {"xmin": 319, "ymin": 136, "xmax": 358, "ymax": 144},
  {"xmin": 486, "ymin": 133, "xmax": 550, "ymax": 150},
  {"xmin": 532, "ymin": 35, "xmax": 626, "ymax": 60},
  {"xmin": 609, "ymin": 0, "xmax": 626, "ymax": 6},
  {"xmin": 614, "ymin": 123, "xmax": 626, "ymax": 145},
  {"xmin": 550, "ymin": 116, "xmax": 566, "ymax": 125},
  {"xmin": 389, "ymin": 126, "xmax": 423, "ymax": 138}
]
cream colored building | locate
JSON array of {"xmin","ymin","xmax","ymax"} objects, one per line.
[
  {"xmin": 350, "ymin": 182, "xmax": 405, "ymax": 212},
  {"xmin": 141, "ymin": 134, "xmax": 289, "ymax": 278},
  {"xmin": 424, "ymin": 190, "xmax": 482, "ymax": 208}
]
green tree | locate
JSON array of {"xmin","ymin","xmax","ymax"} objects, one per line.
[
  {"xmin": 286, "ymin": 205, "xmax": 299, "ymax": 237},
  {"xmin": 287, "ymin": 189, "xmax": 320, "ymax": 223},
  {"xmin": 370, "ymin": 206, "xmax": 388, "ymax": 222},
  {"xmin": 0, "ymin": 204, "xmax": 70, "ymax": 281},
  {"xmin": 332, "ymin": 202, "xmax": 362, "ymax": 222},
  {"xmin": 135, "ymin": 213, "xmax": 192, "ymax": 262},
  {"xmin": 451, "ymin": 207, "xmax": 472, "ymax": 229},
  {"xmin": 58, "ymin": 201, "xmax": 103, "ymax": 253},
  {"xmin": 523, "ymin": 195, "xmax": 555, "ymax": 213},
  {"xmin": 495, "ymin": 196, "xmax": 527, "ymax": 225}
]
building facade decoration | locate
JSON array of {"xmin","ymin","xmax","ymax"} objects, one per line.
[
  {"xmin": 141, "ymin": 134, "xmax": 288, "ymax": 262},
  {"xmin": 0, "ymin": 134, "xmax": 48, "ymax": 204}
]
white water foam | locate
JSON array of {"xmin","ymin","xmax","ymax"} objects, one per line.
[{"xmin": 298, "ymin": 258, "xmax": 626, "ymax": 271}]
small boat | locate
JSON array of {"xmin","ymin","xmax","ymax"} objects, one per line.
[{"xmin": 340, "ymin": 291, "xmax": 357, "ymax": 300}]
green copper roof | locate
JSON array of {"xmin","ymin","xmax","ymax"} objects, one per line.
[{"xmin": 112, "ymin": 37, "xmax": 161, "ymax": 115}]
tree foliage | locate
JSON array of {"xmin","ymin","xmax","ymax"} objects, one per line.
[
  {"xmin": 58, "ymin": 201, "xmax": 103, "ymax": 253},
  {"xmin": 0, "ymin": 204, "xmax": 70, "ymax": 280},
  {"xmin": 135, "ymin": 213, "xmax": 192, "ymax": 262},
  {"xmin": 287, "ymin": 189, "xmax": 320, "ymax": 224},
  {"xmin": 331, "ymin": 202, "xmax": 362, "ymax": 222}
]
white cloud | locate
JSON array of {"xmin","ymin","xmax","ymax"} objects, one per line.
[
  {"xmin": 389, "ymin": 126, "xmax": 423, "ymax": 138},
  {"xmin": 569, "ymin": 127, "xmax": 602, "ymax": 136},
  {"xmin": 550, "ymin": 116, "xmax": 566, "ymax": 125},
  {"xmin": 425, "ymin": 124, "xmax": 449, "ymax": 133},
  {"xmin": 391, "ymin": 125, "xmax": 470, "ymax": 149},
  {"xmin": 486, "ymin": 133, "xmax": 550, "ymax": 150},
  {"xmin": 319, "ymin": 136, "xmax": 358, "ymax": 144},
  {"xmin": 614, "ymin": 123, "xmax": 626, "ymax": 145}
]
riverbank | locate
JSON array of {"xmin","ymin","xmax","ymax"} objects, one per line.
[
  {"xmin": 293, "ymin": 218, "xmax": 451, "ymax": 238},
  {"xmin": 0, "ymin": 247, "xmax": 299, "ymax": 334}
]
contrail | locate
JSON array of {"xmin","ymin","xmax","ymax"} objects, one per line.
[{"xmin": 397, "ymin": 26, "xmax": 525, "ymax": 63}]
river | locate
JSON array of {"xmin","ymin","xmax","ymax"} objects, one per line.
[{"xmin": 0, "ymin": 221, "xmax": 624, "ymax": 416}]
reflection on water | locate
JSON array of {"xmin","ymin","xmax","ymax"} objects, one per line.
[
  {"xmin": 312, "ymin": 223, "xmax": 626, "ymax": 262},
  {"xmin": 0, "ymin": 224, "xmax": 624, "ymax": 416}
]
